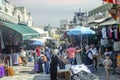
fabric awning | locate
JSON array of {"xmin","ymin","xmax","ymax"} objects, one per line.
[
  {"xmin": 1, "ymin": 21, "xmax": 40, "ymax": 40},
  {"xmin": 89, "ymin": 3, "xmax": 113, "ymax": 16},
  {"xmin": 93, "ymin": 18, "xmax": 108, "ymax": 23},
  {"xmin": 98, "ymin": 18, "xmax": 117, "ymax": 26},
  {"xmin": 31, "ymin": 27, "xmax": 46, "ymax": 34}
]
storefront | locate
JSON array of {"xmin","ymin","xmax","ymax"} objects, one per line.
[{"xmin": 0, "ymin": 21, "xmax": 40, "ymax": 67}]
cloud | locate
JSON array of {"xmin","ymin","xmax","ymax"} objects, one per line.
[{"xmin": 8, "ymin": 0, "xmax": 96, "ymax": 6}]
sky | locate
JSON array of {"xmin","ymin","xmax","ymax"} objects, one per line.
[{"xmin": 8, "ymin": 0, "xmax": 103, "ymax": 27}]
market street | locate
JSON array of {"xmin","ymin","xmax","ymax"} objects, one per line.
[
  {"xmin": 0, "ymin": 60, "xmax": 120, "ymax": 80},
  {"xmin": 1, "ymin": 0, "xmax": 120, "ymax": 80}
]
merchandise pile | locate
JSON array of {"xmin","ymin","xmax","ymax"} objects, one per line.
[{"xmin": 73, "ymin": 70, "xmax": 99, "ymax": 80}]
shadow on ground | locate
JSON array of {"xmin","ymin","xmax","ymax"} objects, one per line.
[
  {"xmin": 19, "ymin": 70, "xmax": 35, "ymax": 74},
  {"xmin": 33, "ymin": 74, "xmax": 50, "ymax": 80}
]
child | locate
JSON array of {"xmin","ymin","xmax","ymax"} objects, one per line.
[{"xmin": 103, "ymin": 54, "xmax": 112, "ymax": 80}]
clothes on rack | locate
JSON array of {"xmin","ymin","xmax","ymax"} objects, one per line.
[
  {"xmin": 101, "ymin": 38, "xmax": 108, "ymax": 47},
  {"xmin": 101, "ymin": 27, "xmax": 108, "ymax": 39},
  {"xmin": 114, "ymin": 41, "xmax": 120, "ymax": 51},
  {"xmin": 101, "ymin": 25, "xmax": 120, "ymax": 41},
  {"xmin": 12, "ymin": 53, "xmax": 22, "ymax": 65}
]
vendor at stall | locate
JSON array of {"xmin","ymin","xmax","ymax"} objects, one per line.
[{"xmin": 20, "ymin": 48, "xmax": 27, "ymax": 66}]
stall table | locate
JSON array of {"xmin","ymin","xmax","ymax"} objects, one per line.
[{"xmin": 57, "ymin": 69, "xmax": 70, "ymax": 80}]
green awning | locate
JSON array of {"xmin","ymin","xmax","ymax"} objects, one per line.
[{"xmin": 1, "ymin": 21, "xmax": 40, "ymax": 40}]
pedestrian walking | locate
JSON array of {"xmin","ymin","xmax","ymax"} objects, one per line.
[
  {"xmin": 103, "ymin": 54, "xmax": 112, "ymax": 80},
  {"xmin": 59, "ymin": 44, "xmax": 63, "ymax": 55},
  {"xmin": 90, "ymin": 43, "xmax": 99, "ymax": 71},
  {"xmin": 20, "ymin": 48, "xmax": 27, "ymax": 66},
  {"xmin": 84, "ymin": 45, "xmax": 94, "ymax": 73},
  {"xmin": 35, "ymin": 45, "xmax": 41, "ymax": 63},
  {"xmin": 36, "ymin": 45, "xmax": 41, "ymax": 57},
  {"xmin": 104, "ymin": 48, "xmax": 112, "ymax": 57},
  {"xmin": 44, "ymin": 47, "xmax": 51, "ymax": 74},
  {"xmin": 50, "ymin": 49, "xmax": 59, "ymax": 80},
  {"xmin": 66, "ymin": 44, "xmax": 82, "ymax": 65},
  {"xmin": 41, "ymin": 53, "xmax": 49, "ymax": 74}
]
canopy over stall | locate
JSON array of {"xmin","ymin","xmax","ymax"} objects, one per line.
[
  {"xmin": 67, "ymin": 26, "xmax": 95, "ymax": 35},
  {"xmin": 0, "ymin": 21, "xmax": 40, "ymax": 40},
  {"xmin": 67, "ymin": 26, "xmax": 95, "ymax": 47}
]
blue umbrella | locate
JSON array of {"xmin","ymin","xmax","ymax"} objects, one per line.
[
  {"xmin": 31, "ymin": 41, "xmax": 44, "ymax": 45},
  {"xmin": 67, "ymin": 26, "xmax": 95, "ymax": 47},
  {"xmin": 67, "ymin": 26, "xmax": 95, "ymax": 35}
]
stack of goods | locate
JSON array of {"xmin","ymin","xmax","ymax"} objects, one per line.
[
  {"xmin": 57, "ymin": 69, "xmax": 70, "ymax": 80},
  {"xmin": 58, "ymin": 55, "xmax": 69, "ymax": 64},
  {"xmin": 34, "ymin": 57, "xmax": 43, "ymax": 73},
  {"xmin": 7, "ymin": 67, "xmax": 14, "ymax": 76},
  {"xmin": 70, "ymin": 64, "xmax": 99, "ymax": 80},
  {"xmin": 0, "ymin": 64, "xmax": 5, "ymax": 78},
  {"xmin": 73, "ymin": 70, "xmax": 99, "ymax": 80},
  {"xmin": 116, "ymin": 54, "xmax": 120, "ymax": 73},
  {"xmin": 4, "ymin": 65, "xmax": 14, "ymax": 76},
  {"xmin": 117, "ymin": 54, "xmax": 120, "ymax": 67}
]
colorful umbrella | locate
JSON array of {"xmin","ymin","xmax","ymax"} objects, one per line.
[
  {"xmin": 67, "ymin": 26, "xmax": 95, "ymax": 35},
  {"xmin": 31, "ymin": 41, "xmax": 44, "ymax": 45},
  {"xmin": 67, "ymin": 26, "xmax": 95, "ymax": 47}
]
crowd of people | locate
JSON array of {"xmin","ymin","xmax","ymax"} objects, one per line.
[{"xmin": 20, "ymin": 40, "xmax": 116, "ymax": 80}]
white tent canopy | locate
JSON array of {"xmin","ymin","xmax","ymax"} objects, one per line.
[
  {"xmin": 30, "ymin": 38, "xmax": 45, "ymax": 43},
  {"xmin": 31, "ymin": 27, "xmax": 46, "ymax": 34}
]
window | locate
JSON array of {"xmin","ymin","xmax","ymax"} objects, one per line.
[
  {"xmin": 5, "ymin": 7, "xmax": 8, "ymax": 12},
  {"xmin": 18, "ymin": 15, "xmax": 20, "ymax": 21}
]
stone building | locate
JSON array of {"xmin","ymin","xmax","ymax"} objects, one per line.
[
  {"xmin": 87, "ymin": 3, "xmax": 116, "ymax": 27},
  {"xmin": 0, "ymin": 0, "xmax": 33, "ymax": 26}
]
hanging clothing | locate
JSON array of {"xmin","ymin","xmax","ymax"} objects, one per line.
[
  {"xmin": 101, "ymin": 39, "xmax": 108, "ymax": 47},
  {"xmin": 109, "ymin": 26, "xmax": 113, "ymax": 39},
  {"xmin": 118, "ymin": 25, "xmax": 120, "ymax": 40},
  {"xmin": 101, "ymin": 27, "xmax": 107, "ymax": 38},
  {"xmin": 106, "ymin": 27, "xmax": 109, "ymax": 38},
  {"xmin": 0, "ymin": 30, "xmax": 5, "ymax": 49},
  {"xmin": 114, "ymin": 25, "xmax": 118, "ymax": 41},
  {"xmin": 13, "ymin": 54, "xmax": 19, "ymax": 64},
  {"xmin": 111, "ymin": 26, "xmax": 115, "ymax": 39}
]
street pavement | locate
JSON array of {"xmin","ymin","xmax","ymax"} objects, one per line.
[
  {"xmin": 0, "ymin": 59, "xmax": 120, "ymax": 80},
  {"xmin": 0, "ymin": 62, "xmax": 50, "ymax": 80}
]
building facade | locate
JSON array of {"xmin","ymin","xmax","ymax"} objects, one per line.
[
  {"xmin": 0, "ymin": 0, "xmax": 33, "ymax": 26},
  {"xmin": 87, "ymin": 3, "xmax": 114, "ymax": 27}
]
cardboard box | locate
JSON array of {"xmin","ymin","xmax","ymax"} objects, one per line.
[
  {"xmin": 57, "ymin": 69, "xmax": 70, "ymax": 80},
  {"xmin": 117, "ymin": 55, "xmax": 120, "ymax": 67}
]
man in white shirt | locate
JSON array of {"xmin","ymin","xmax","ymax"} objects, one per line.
[
  {"xmin": 84, "ymin": 45, "xmax": 94, "ymax": 73},
  {"xmin": 90, "ymin": 43, "xmax": 98, "ymax": 71},
  {"xmin": 20, "ymin": 48, "xmax": 27, "ymax": 66}
]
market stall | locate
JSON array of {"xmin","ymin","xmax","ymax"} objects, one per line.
[
  {"xmin": 67, "ymin": 26, "xmax": 95, "ymax": 47},
  {"xmin": 0, "ymin": 21, "xmax": 40, "ymax": 77}
]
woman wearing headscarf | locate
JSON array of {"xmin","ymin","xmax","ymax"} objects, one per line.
[{"xmin": 50, "ymin": 49, "xmax": 59, "ymax": 80}]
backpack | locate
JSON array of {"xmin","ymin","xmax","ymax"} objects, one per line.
[
  {"xmin": 85, "ymin": 50, "xmax": 93, "ymax": 59},
  {"xmin": 84, "ymin": 50, "xmax": 93, "ymax": 65}
]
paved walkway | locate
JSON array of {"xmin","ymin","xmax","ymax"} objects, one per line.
[
  {"xmin": 0, "ymin": 60, "xmax": 120, "ymax": 80},
  {"xmin": 0, "ymin": 62, "xmax": 49, "ymax": 80}
]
